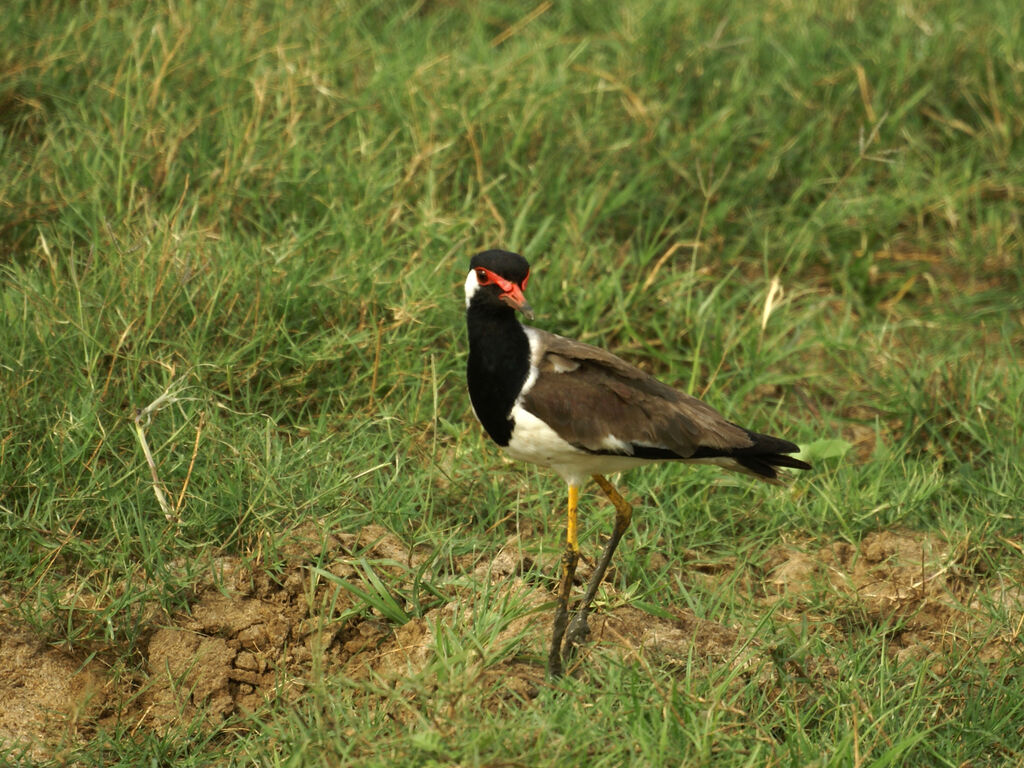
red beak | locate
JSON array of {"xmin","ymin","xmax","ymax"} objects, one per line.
[{"xmin": 500, "ymin": 284, "xmax": 534, "ymax": 319}]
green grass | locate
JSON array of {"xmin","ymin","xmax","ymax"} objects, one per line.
[{"xmin": 3, "ymin": 0, "xmax": 1024, "ymax": 765}]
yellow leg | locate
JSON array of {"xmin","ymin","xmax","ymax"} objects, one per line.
[
  {"xmin": 547, "ymin": 483, "xmax": 580, "ymax": 678},
  {"xmin": 566, "ymin": 484, "xmax": 579, "ymax": 553},
  {"xmin": 563, "ymin": 474, "xmax": 634, "ymax": 658}
]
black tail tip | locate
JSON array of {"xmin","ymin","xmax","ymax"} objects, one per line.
[
  {"xmin": 770, "ymin": 454, "xmax": 812, "ymax": 472},
  {"xmin": 735, "ymin": 451, "xmax": 811, "ymax": 480}
]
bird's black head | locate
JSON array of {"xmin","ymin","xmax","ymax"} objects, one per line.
[{"xmin": 465, "ymin": 250, "xmax": 534, "ymax": 318}]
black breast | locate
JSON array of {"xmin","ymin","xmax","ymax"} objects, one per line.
[{"xmin": 466, "ymin": 308, "xmax": 531, "ymax": 446}]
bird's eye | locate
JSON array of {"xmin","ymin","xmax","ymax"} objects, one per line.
[{"xmin": 475, "ymin": 268, "xmax": 492, "ymax": 285}]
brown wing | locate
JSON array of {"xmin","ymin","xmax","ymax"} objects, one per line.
[{"xmin": 521, "ymin": 329, "xmax": 754, "ymax": 457}]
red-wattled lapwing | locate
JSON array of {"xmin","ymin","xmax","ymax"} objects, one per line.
[{"xmin": 464, "ymin": 249, "xmax": 811, "ymax": 677}]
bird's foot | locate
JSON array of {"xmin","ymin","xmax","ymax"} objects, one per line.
[
  {"xmin": 547, "ymin": 615, "xmax": 568, "ymax": 678},
  {"xmin": 548, "ymin": 608, "xmax": 591, "ymax": 677},
  {"xmin": 546, "ymin": 649, "xmax": 564, "ymax": 678},
  {"xmin": 562, "ymin": 612, "xmax": 591, "ymax": 661}
]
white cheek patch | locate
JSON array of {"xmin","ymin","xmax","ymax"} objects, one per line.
[{"xmin": 464, "ymin": 270, "xmax": 481, "ymax": 307}]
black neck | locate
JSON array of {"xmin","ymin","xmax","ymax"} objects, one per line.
[{"xmin": 465, "ymin": 303, "xmax": 531, "ymax": 446}]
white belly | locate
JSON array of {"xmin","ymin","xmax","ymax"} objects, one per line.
[{"xmin": 504, "ymin": 406, "xmax": 652, "ymax": 486}]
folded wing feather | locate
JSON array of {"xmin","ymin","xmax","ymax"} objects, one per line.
[{"xmin": 521, "ymin": 329, "xmax": 754, "ymax": 458}]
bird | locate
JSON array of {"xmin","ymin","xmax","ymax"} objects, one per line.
[{"xmin": 463, "ymin": 249, "xmax": 811, "ymax": 677}]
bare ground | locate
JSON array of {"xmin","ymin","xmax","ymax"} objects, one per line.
[{"xmin": 2, "ymin": 524, "xmax": 1021, "ymax": 760}]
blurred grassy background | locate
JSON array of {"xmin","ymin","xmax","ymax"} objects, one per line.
[{"xmin": 2, "ymin": 0, "xmax": 1023, "ymax": 765}]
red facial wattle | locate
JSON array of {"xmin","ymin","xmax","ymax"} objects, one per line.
[{"xmin": 475, "ymin": 267, "xmax": 534, "ymax": 318}]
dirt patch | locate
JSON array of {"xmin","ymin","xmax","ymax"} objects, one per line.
[
  {"xmin": 1, "ymin": 525, "xmax": 1020, "ymax": 760},
  {"xmin": 0, "ymin": 615, "xmax": 108, "ymax": 763},
  {"xmin": 142, "ymin": 523, "xmax": 438, "ymax": 732},
  {"xmin": 765, "ymin": 529, "xmax": 1021, "ymax": 665}
]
